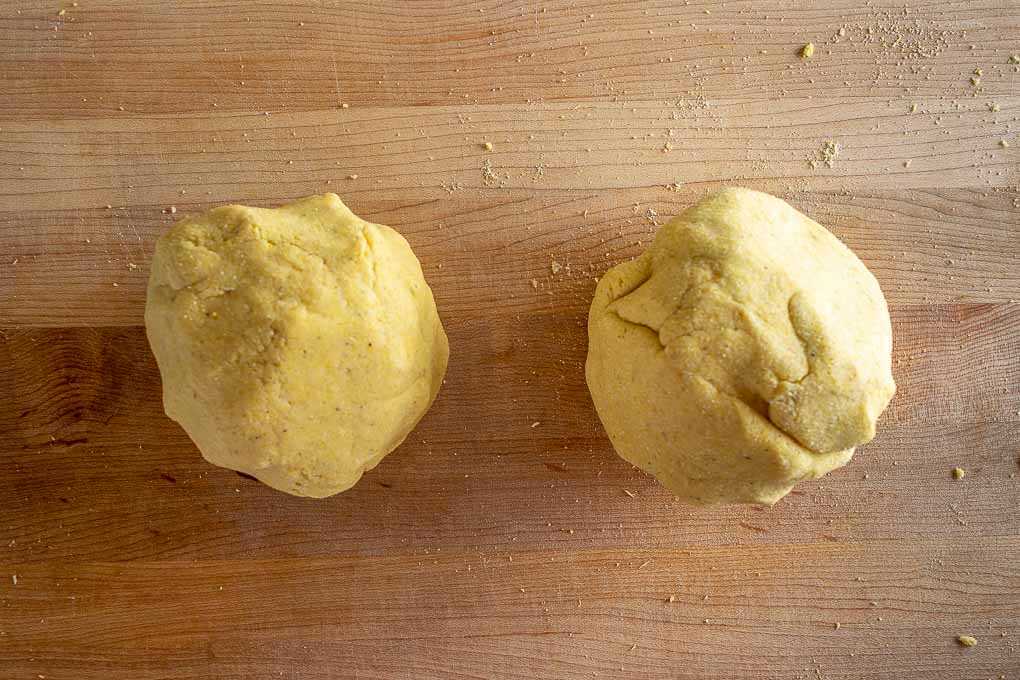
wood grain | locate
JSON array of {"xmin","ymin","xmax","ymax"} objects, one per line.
[
  {"xmin": 3, "ymin": 186, "xmax": 1019, "ymax": 325},
  {"xmin": 0, "ymin": 0, "xmax": 1016, "ymax": 117},
  {"xmin": 3, "ymin": 540, "xmax": 1018, "ymax": 680},
  {"xmin": 1, "ymin": 304, "xmax": 1018, "ymax": 564},
  {"xmin": 1, "ymin": 0, "xmax": 1018, "ymax": 678}
]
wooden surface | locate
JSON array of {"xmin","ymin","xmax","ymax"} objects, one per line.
[{"xmin": 1, "ymin": 1, "xmax": 1018, "ymax": 678}]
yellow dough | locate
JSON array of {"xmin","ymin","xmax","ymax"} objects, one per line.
[
  {"xmin": 586, "ymin": 188, "xmax": 895, "ymax": 505},
  {"xmin": 145, "ymin": 194, "xmax": 448, "ymax": 497}
]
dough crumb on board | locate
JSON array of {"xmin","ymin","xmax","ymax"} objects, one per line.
[
  {"xmin": 808, "ymin": 140, "xmax": 841, "ymax": 169},
  {"xmin": 820, "ymin": 140, "xmax": 841, "ymax": 167},
  {"xmin": 957, "ymin": 635, "xmax": 977, "ymax": 647}
]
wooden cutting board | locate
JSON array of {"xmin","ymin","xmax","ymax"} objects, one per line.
[{"xmin": 1, "ymin": 2, "xmax": 1018, "ymax": 678}]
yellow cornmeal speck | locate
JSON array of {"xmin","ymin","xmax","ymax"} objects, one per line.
[
  {"xmin": 801, "ymin": 43, "xmax": 815, "ymax": 59},
  {"xmin": 957, "ymin": 635, "xmax": 977, "ymax": 647},
  {"xmin": 952, "ymin": 467, "xmax": 965, "ymax": 479},
  {"xmin": 1010, "ymin": 55, "xmax": 1020, "ymax": 64},
  {"xmin": 1000, "ymin": 139, "xmax": 1010, "ymax": 148},
  {"xmin": 971, "ymin": 76, "xmax": 981, "ymax": 86},
  {"xmin": 482, "ymin": 142, "xmax": 493, "ymax": 151}
]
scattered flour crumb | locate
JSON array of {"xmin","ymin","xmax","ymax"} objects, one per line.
[
  {"xmin": 810, "ymin": 140, "xmax": 842, "ymax": 169},
  {"xmin": 482, "ymin": 159, "xmax": 505, "ymax": 186}
]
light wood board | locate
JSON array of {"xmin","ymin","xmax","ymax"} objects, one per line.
[{"xmin": 1, "ymin": 1, "xmax": 1018, "ymax": 678}]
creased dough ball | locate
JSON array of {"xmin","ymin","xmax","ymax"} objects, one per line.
[
  {"xmin": 145, "ymin": 194, "xmax": 448, "ymax": 497},
  {"xmin": 586, "ymin": 188, "xmax": 895, "ymax": 505}
]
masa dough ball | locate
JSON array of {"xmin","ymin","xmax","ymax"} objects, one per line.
[
  {"xmin": 586, "ymin": 188, "xmax": 895, "ymax": 505},
  {"xmin": 145, "ymin": 194, "xmax": 448, "ymax": 497}
]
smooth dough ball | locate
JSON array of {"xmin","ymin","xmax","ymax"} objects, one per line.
[
  {"xmin": 145, "ymin": 194, "xmax": 448, "ymax": 497},
  {"xmin": 586, "ymin": 188, "xmax": 895, "ymax": 505}
]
